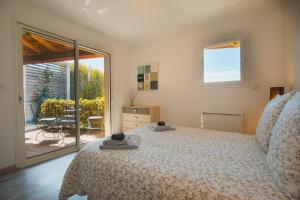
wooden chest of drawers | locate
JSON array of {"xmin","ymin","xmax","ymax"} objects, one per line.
[{"xmin": 122, "ymin": 106, "xmax": 160, "ymax": 132}]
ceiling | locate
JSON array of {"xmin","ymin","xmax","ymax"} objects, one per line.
[
  {"xmin": 27, "ymin": 0, "xmax": 277, "ymax": 46},
  {"xmin": 22, "ymin": 30, "xmax": 102, "ymax": 65}
]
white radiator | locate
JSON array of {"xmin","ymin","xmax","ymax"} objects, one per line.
[{"xmin": 201, "ymin": 111, "xmax": 243, "ymax": 133}]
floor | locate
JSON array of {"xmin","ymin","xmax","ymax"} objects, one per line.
[
  {"xmin": 0, "ymin": 153, "xmax": 86, "ymax": 200},
  {"xmin": 25, "ymin": 128, "xmax": 105, "ymax": 158}
]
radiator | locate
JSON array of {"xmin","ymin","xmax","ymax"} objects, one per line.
[{"xmin": 201, "ymin": 111, "xmax": 243, "ymax": 133}]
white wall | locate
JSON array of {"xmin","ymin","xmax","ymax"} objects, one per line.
[
  {"xmin": 286, "ymin": 0, "xmax": 300, "ymax": 91},
  {"xmin": 129, "ymin": 3, "xmax": 287, "ymax": 134},
  {"xmin": 0, "ymin": 0, "xmax": 130, "ymax": 169}
]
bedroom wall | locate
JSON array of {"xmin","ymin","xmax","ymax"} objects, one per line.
[
  {"xmin": 128, "ymin": 2, "xmax": 287, "ymax": 134},
  {"xmin": 0, "ymin": 0, "xmax": 130, "ymax": 170},
  {"xmin": 286, "ymin": 0, "xmax": 300, "ymax": 91}
]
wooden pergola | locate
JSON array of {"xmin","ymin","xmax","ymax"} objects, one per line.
[
  {"xmin": 206, "ymin": 40, "xmax": 240, "ymax": 49},
  {"xmin": 22, "ymin": 31, "xmax": 103, "ymax": 65}
]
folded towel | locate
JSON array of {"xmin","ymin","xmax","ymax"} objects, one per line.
[
  {"xmin": 100, "ymin": 145, "xmax": 137, "ymax": 150},
  {"xmin": 100, "ymin": 135, "xmax": 141, "ymax": 150},
  {"xmin": 103, "ymin": 139, "xmax": 129, "ymax": 146},
  {"xmin": 149, "ymin": 123, "xmax": 175, "ymax": 132}
]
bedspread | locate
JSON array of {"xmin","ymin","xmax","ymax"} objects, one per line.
[{"xmin": 59, "ymin": 127, "xmax": 290, "ymax": 200}]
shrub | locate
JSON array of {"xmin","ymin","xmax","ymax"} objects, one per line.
[
  {"xmin": 40, "ymin": 97, "xmax": 104, "ymax": 128},
  {"xmin": 70, "ymin": 64, "xmax": 104, "ymax": 100},
  {"xmin": 80, "ymin": 97, "xmax": 104, "ymax": 128},
  {"xmin": 36, "ymin": 68, "xmax": 56, "ymax": 121},
  {"xmin": 40, "ymin": 99, "xmax": 74, "ymax": 119}
]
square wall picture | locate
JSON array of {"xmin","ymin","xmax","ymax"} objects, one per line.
[
  {"xmin": 138, "ymin": 66, "xmax": 144, "ymax": 75},
  {"xmin": 137, "ymin": 64, "xmax": 159, "ymax": 90},
  {"xmin": 138, "ymin": 74, "xmax": 144, "ymax": 82}
]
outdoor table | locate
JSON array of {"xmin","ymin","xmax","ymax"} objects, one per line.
[{"xmin": 38, "ymin": 117, "xmax": 57, "ymax": 124}]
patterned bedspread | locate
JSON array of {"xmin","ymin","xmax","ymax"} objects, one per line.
[{"xmin": 59, "ymin": 127, "xmax": 290, "ymax": 200}]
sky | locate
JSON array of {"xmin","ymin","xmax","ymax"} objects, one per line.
[
  {"xmin": 65, "ymin": 57, "xmax": 104, "ymax": 71},
  {"xmin": 204, "ymin": 47, "xmax": 241, "ymax": 83},
  {"xmin": 79, "ymin": 57, "xmax": 104, "ymax": 71}
]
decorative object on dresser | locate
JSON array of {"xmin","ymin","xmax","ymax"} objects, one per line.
[
  {"xmin": 122, "ymin": 105, "xmax": 160, "ymax": 132},
  {"xmin": 129, "ymin": 89, "xmax": 138, "ymax": 106}
]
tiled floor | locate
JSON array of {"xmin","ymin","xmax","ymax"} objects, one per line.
[
  {"xmin": 25, "ymin": 128, "xmax": 105, "ymax": 158},
  {"xmin": 0, "ymin": 153, "xmax": 86, "ymax": 200}
]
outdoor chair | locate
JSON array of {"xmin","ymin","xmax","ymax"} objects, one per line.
[
  {"xmin": 58, "ymin": 105, "xmax": 76, "ymax": 137},
  {"xmin": 30, "ymin": 104, "xmax": 62, "ymax": 142},
  {"xmin": 86, "ymin": 115, "xmax": 103, "ymax": 134}
]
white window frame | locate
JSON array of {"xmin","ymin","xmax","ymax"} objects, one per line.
[{"xmin": 200, "ymin": 37, "xmax": 247, "ymax": 87}]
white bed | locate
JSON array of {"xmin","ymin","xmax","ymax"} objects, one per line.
[{"xmin": 59, "ymin": 126, "xmax": 290, "ymax": 200}]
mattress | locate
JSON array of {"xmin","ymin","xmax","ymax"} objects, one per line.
[{"xmin": 59, "ymin": 126, "xmax": 290, "ymax": 200}]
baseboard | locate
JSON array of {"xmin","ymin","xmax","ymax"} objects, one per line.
[{"xmin": 0, "ymin": 165, "xmax": 17, "ymax": 176}]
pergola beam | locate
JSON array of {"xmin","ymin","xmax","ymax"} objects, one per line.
[
  {"xmin": 23, "ymin": 39, "xmax": 39, "ymax": 53},
  {"xmin": 31, "ymin": 35, "xmax": 58, "ymax": 52},
  {"xmin": 23, "ymin": 49, "xmax": 104, "ymax": 65}
]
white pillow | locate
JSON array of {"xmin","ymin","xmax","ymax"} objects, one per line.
[
  {"xmin": 267, "ymin": 92, "xmax": 300, "ymax": 198},
  {"xmin": 255, "ymin": 92, "xmax": 294, "ymax": 153}
]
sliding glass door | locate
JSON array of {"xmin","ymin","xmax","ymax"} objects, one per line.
[
  {"xmin": 22, "ymin": 29, "xmax": 78, "ymax": 158},
  {"xmin": 17, "ymin": 24, "xmax": 110, "ymax": 166},
  {"xmin": 78, "ymin": 46, "xmax": 107, "ymax": 145}
]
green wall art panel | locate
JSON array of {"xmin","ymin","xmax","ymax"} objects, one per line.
[{"xmin": 137, "ymin": 64, "xmax": 158, "ymax": 90}]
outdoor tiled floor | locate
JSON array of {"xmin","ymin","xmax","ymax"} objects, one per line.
[{"xmin": 25, "ymin": 128, "xmax": 105, "ymax": 158}]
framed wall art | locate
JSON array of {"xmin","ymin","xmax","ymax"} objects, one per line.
[{"xmin": 137, "ymin": 64, "xmax": 158, "ymax": 90}]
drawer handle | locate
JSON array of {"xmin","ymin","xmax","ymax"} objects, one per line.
[
  {"xmin": 133, "ymin": 109, "xmax": 137, "ymax": 112},
  {"xmin": 135, "ymin": 123, "xmax": 138, "ymax": 127},
  {"xmin": 134, "ymin": 115, "xmax": 138, "ymax": 119}
]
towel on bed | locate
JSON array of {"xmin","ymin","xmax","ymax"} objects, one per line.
[
  {"xmin": 149, "ymin": 123, "xmax": 175, "ymax": 132},
  {"xmin": 100, "ymin": 135, "xmax": 141, "ymax": 150}
]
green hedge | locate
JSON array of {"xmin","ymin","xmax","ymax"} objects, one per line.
[
  {"xmin": 80, "ymin": 97, "xmax": 104, "ymax": 128},
  {"xmin": 40, "ymin": 97, "xmax": 104, "ymax": 128}
]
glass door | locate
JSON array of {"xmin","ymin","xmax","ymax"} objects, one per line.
[
  {"xmin": 21, "ymin": 28, "xmax": 78, "ymax": 159},
  {"xmin": 78, "ymin": 46, "xmax": 107, "ymax": 144},
  {"xmin": 17, "ymin": 23, "xmax": 111, "ymax": 167}
]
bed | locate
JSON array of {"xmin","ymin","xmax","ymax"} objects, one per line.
[{"xmin": 59, "ymin": 126, "xmax": 290, "ymax": 200}]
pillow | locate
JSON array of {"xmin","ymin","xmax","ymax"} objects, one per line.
[
  {"xmin": 266, "ymin": 92, "xmax": 300, "ymax": 198},
  {"xmin": 255, "ymin": 92, "xmax": 294, "ymax": 153}
]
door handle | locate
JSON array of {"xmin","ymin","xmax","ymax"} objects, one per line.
[{"xmin": 18, "ymin": 95, "xmax": 23, "ymax": 102}]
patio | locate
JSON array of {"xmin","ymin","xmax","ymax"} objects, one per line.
[{"xmin": 25, "ymin": 126, "xmax": 105, "ymax": 158}]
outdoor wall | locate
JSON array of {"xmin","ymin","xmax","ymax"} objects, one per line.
[
  {"xmin": 128, "ymin": 2, "xmax": 288, "ymax": 134},
  {"xmin": 0, "ymin": 0, "xmax": 130, "ymax": 170},
  {"xmin": 24, "ymin": 63, "xmax": 67, "ymax": 123}
]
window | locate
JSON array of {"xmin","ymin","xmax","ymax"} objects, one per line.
[{"xmin": 202, "ymin": 39, "xmax": 245, "ymax": 85}]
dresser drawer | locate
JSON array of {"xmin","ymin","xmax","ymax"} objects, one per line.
[
  {"xmin": 122, "ymin": 105, "xmax": 160, "ymax": 132},
  {"xmin": 122, "ymin": 113, "xmax": 151, "ymax": 123},
  {"xmin": 122, "ymin": 107, "xmax": 150, "ymax": 115},
  {"xmin": 122, "ymin": 121, "xmax": 149, "ymax": 129}
]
